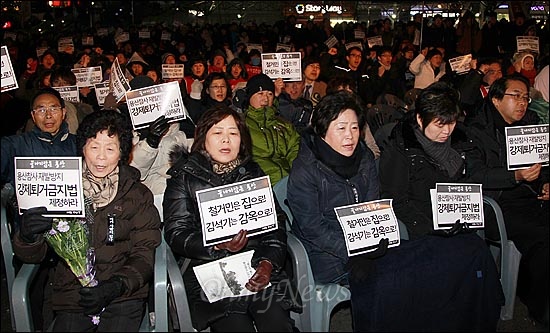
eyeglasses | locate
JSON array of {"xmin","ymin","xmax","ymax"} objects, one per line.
[
  {"xmin": 503, "ymin": 93, "xmax": 531, "ymax": 104},
  {"xmin": 210, "ymin": 85, "xmax": 227, "ymax": 90},
  {"xmin": 32, "ymin": 106, "xmax": 63, "ymax": 116}
]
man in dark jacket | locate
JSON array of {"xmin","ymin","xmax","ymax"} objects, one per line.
[{"xmin": 465, "ymin": 74, "xmax": 549, "ymax": 327}]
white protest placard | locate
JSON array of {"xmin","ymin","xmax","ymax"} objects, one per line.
[
  {"xmin": 261, "ymin": 52, "xmax": 302, "ymax": 82},
  {"xmin": 247, "ymin": 43, "xmax": 263, "ymax": 53},
  {"xmin": 14, "ymin": 157, "xmax": 84, "ymax": 217},
  {"xmin": 516, "ymin": 36, "xmax": 539, "ymax": 54},
  {"xmin": 58, "ymin": 37, "xmax": 74, "ymax": 53},
  {"xmin": 97, "ymin": 28, "xmax": 108, "ymax": 37},
  {"xmin": 276, "ymin": 43, "xmax": 292, "ymax": 52},
  {"xmin": 82, "ymin": 36, "xmax": 94, "ymax": 46},
  {"xmin": 448, "ymin": 54, "xmax": 472, "ymax": 74},
  {"xmin": 114, "ymin": 32, "xmax": 130, "ymax": 45},
  {"xmin": 125, "ymin": 80, "xmax": 186, "ymax": 130},
  {"xmin": 193, "ymin": 250, "xmax": 270, "ymax": 303},
  {"xmin": 53, "ymin": 85, "xmax": 80, "ymax": 103},
  {"xmin": 366, "ymin": 36, "xmax": 383, "ymax": 49},
  {"xmin": 196, "ymin": 176, "xmax": 278, "ymax": 247},
  {"xmin": 431, "ymin": 183, "xmax": 483, "ymax": 230},
  {"xmin": 1, "ymin": 45, "xmax": 18, "ymax": 92},
  {"xmin": 354, "ymin": 30, "xmax": 365, "ymax": 40},
  {"xmin": 139, "ymin": 30, "xmax": 151, "ymax": 39},
  {"xmin": 334, "ymin": 199, "xmax": 400, "ymax": 257},
  {"xmin": 161, "ymin": 31, "xmax": 171, "ymax": 41},
  {"xmin": 94, "ymin": 81, "xmax": 110, "ymax": 106},
  {"xmin": 71, "ymin": 66, "xmax": 103, "ymax": 87},
  {"xmin": 161, "ymin": 64, "xmax": 185, "ymax": 79},
  {"xmin": 110, "ymin": 57, "xmax": 131, "ymax": 102},
  {"xmin": 324, "ymin": 35, "xmax": 338, "ymax": 49},
  {"xmin": 36, "ymin": 46, "xmax": 48, "ymax": 58},
  {"xmin": 345, "ymin": 41, "xmax": 363, "ymax": 51},
  {"xmin": 505, "ymin": 124, "xmax": 549, "ymax": 170}
]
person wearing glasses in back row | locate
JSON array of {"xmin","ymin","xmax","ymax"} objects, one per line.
[
  {"xmin": 465, "ymin": 74, "xmax": 549, "ymax": 328},
  {"xmin": 1, "ymin": 87, "xmax": 77, "ymax": 331}
]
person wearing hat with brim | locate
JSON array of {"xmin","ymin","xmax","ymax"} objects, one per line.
[{"xmin": 244, "ymin": 73, "xmax": 301, "ymax": 186}]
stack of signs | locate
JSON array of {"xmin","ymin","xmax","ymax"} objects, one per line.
[{"xmin": 334, "ymin": 199, "xmax": 400, "ymax": 257}]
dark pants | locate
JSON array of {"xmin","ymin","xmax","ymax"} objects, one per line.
[
  {"xmin": 209, "ymin": 294, "xmax": 294, "ymax": 332},
  {"xmin": 52, "ymin": 299, "xmax": 145, "ymax": 332}
]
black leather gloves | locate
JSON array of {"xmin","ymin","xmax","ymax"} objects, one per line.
[
  {"xmin": 146, "ymin": 115, "xmax": 170, "ymax": 149},
  {"xmin": 78, "ymin": 276, "xmax": 126, "ymax": 315},
  {"xmin": 246, "ymin": 260, "xmax": 272, "ymax": 292},
  {"xmin": 214, "ymin": 229, "xmax": 248, "ymax": 252},
  {"xmin": 431, "ymin": 219, "xmax": 474, "ymax": 237},
  {"xmin": 19, "ymin": 207, "xmax": 53, "ymax": 243},
  {"xmin": 347, "ymin": 238, "xmax": 389, "ymax": 283}
]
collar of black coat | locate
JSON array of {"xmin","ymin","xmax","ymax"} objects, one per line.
[{"xmin": 33, "ymin": 121, "xmax": 70, "ymax": 143}]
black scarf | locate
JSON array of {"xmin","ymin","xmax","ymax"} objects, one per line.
[
  {"xmin": 413, "ymin": 126, "xmax": 463, "ymax": 178},
  {"xmin": 312, "ymin": 135, "xmax": 362, "ymax": 179}
]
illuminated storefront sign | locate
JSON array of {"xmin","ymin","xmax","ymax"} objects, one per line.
[{"xmin": 295, "ymin": 3, "xmax": 343, "ymax": 15}]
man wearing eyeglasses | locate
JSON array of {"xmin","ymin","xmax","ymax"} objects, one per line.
[
  {"xmin": 465, "ymin": 74, "xmax": 549, "ymax": 328},
  {"xmin": 1, "ymin": 87, "xmax": 76, "ymax": 331}
]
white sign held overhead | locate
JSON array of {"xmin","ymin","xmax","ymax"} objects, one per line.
[
  {"xmin": 261, "ymin": 52, "xmax": 302, "ymax": 82},
  {"xmin": 1, "ymin": 45, "xmax": 18, "ymax": 92}
]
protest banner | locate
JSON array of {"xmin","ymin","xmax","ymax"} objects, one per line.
[
  {"xmin": 505, "ymin": 124, "xmax": 549, "ymax": 170},
  {"xmin": 1, "ymin": 45, "xmax": 18, "ymax": 92}
]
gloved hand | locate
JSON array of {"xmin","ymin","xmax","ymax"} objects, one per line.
[
  {"xmin": 146, "ymin": 115, "xmax": 170, "ymax": 148},
  {"xmin": 190, "ymin": 79, "xmax": 203, "ymax": 100},
  {"xmin": 431, "ymin": 219, "xmax": 473, "ymax": 237},
  {"xmin": 214, "ymin": 229, "xmax": 247, "ymax": 252},
  {"xmin": 78, "ymin": 276, "xmax": 126, "ymax": 315},
  {"xmin": 347, "ymin": 238, "xmax": 389, "ymax": 283},
  {"xmin": 19, "ymin": 207, "xmax": 53, "ymax": 243},
  {"xmin": 245, "ymin": 260, "xmax": 272, "ymax": 292}
]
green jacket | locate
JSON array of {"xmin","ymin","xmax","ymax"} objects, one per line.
[{"xmin": 245, "ymin": 104, "xmax": 301, "ymax": 186}]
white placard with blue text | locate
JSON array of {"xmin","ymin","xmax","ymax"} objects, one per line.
[
  {"xmin": 196, "ymin": 176, "xmax": 278, "ymax": 247},
  {"xmin": 505, "ymin": 124, "xmax": 549, "ymax": 170},
  {"xmin": 334, "ymin": 199, "xmax": 400, "ymax": 257},
  {"xmin": 261, "ymin": 52, "xmax": 302, "ymax": 82},
  {"xmin": 125, "ymin": 80, "xmax": 186, "ymax": 130},
  {"xmin": 1, "ymin": 45, "xmax": 18, "ymax": 92},
  {"xmin": 14, "ymin": 157, "xmax": 84, "ymax": 217},
  {"xmin": 431, "ymin": 183, "xmax": 483, "ymax": 230}
]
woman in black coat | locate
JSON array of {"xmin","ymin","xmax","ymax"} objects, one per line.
[{"xmin": 163, "ymin": 105, "xmax": 297, "ymax": 332}]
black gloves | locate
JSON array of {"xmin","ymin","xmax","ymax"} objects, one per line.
[
  {"xmin": 347, "ymin": 238, "xmax": 389, "ymax": 283},
  {"xmin": 431, "ymin": 219, "xmax": 474, "ymax": 238},
  {"xmin": 19, "ymin": 207, "xmax": 53, "ymax": 243},
  {"xmin": 78, "ymin": 276, "xmax": 126, "ymax": 315},
  {"xmin": 146, "ymin": 116, "xmax": 170, "ymax": 149}
]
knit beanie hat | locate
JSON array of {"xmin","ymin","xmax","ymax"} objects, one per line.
[
  {"xmin": 161, "ymin": 52, "xmax": 177, "ymax": 64},
  {"xmin": 246, "ymin": 73, "xmax": 275, "ymax": 100}
]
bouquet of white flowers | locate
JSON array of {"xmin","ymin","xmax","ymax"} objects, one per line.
[{"xmin": 44, "ymin": 217, "xmax": 102, "ymax": 325}]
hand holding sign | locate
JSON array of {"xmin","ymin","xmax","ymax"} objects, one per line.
[
  {"xmin": 245, "ymin": 260, "xmax": 272, "ymax": 292},
  {"xmin": 214, "ymin": 229, "xmax": 248, "ymax": 252},
  {"xmin": 20, "ymin": 207, "xmax": 53, "ymax": 243},
  {"xmin": 347, "ymin": 237, "xmax": 389, "ymax": 283}
]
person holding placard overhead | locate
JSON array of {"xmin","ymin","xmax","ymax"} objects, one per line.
[
  {"xmin": 163, "ymin": 105, "xmax": 297, "ymax": 332},
  {"xmin": 287, "ymin": 91, "xmax": 382, "ymax": 286},
  {"xmin": 359, "ymin": 81, "xmax": 503, "ymax": 332},
  {"xmin": 465, "ymin": 74, "xmax": 549, "ymax": 328}
]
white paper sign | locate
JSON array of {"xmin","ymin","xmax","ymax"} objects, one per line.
[
  {"xmin": 94, "ymin": 81, "xmax": 110, "ymax": 106},
  {"xmin": 345, "ymin": 41, "xmax": 363, "ymax": 51},
  {"xmin": 261, "ymin": 52, "xmax": 302, "ymax": 82},
  {"xmin": 58, "ymin": 37, "xmax": 74, "ymax": 53},
  {"xmin": 71, "ymin": 66, "xmax": 103, "ymax": 87},
  {"xmin": 114, "ymin": 32, "xmax": 130, "ymax": 45},
  {"xmin": 161, "ymin": 64, "xmax": 185, "ymax": 79},
  {"xmin": 247, "ymin": 43, "xmax": 263, "ymax": 53},
  {"xmin": 334, "ymin": 199, "xmax": 400, "ymax": 257},
  {"xmin": 276, "ymin": 43, "xmax": 291, "ymax": 52},
  {"xmin": 505, "ymin": 124, "xmax": 549, "ymax": 170},
  {"xmin": 110, "ymin": 58, "xmax": 131, "ymax": 102},
  {"xmin": 125, "ymin": 80, "xmax": 186, "ymax": 130},
  {"xmin": 196, "ymin": 176, "xmax": 278, "ymax": 247},
  {"xmin": 193, "ymin": 250, "xmax": 270, "ymax": 303},
  {"xmin": 366, "ymin": 36, "xmax": 382, "ymax": 48},
  {"xmin": 82, "ymin": 36, "xmax": 94, "ymax": 46},
  {"xmin": 161, "ymin": 31, "xmax": 171, "ymax": 41},
  {"xmin": 139, "ymin": 30, "xmax": 151, "ymax": 39},
  {"xmin": 1, "ymin": 45, "xmax": 18, "ymax": 92},
  {"xmin": 36, "ymin": 46, "xmax": 48, "ymax": 58},
  {"xmin": 354, "ymin": 30, "xmax": 365, "ymax": 40},
  {"xmin": 448, "ymin": 54, "xmax": 472, "ymax": 74},
  {"xmin": 324, "ymin": 35, "xmax": 338, "ymax": 49},
  {"xmin": 14, "ymin": 157, "xmax": 85, "ymax": 217},
  {"xmin": 53, "ymin": 85, "xmax": 80, "ymax": 103},
  {"xmin": 516, "ymin": 36, "xmax": 539, "ymax": 54},
  {"xmin": 97, "ymin": 28, "xmax": 108, "ymax": 37},
  {"xmin": 431, "ymin": 183, "xmax": 484, "ymax": 230}
]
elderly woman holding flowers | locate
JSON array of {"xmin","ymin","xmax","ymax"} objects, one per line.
[{"xmin": 13, "ymin": 109, "xmax": 161, "ymax": 332}]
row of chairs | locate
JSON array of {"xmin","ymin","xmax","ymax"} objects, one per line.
[{"xmin": 1, "ymin": 179, "xmax": 521, "ymax": 331}]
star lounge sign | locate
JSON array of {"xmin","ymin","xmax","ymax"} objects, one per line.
[{"xmin": 295, "ymin": 3, "xmax": 343, "ymax": 15}]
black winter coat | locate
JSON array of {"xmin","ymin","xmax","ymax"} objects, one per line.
[{"xmin": 163, "ymin": 148, "xmax": 298, "ymax": 330}]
